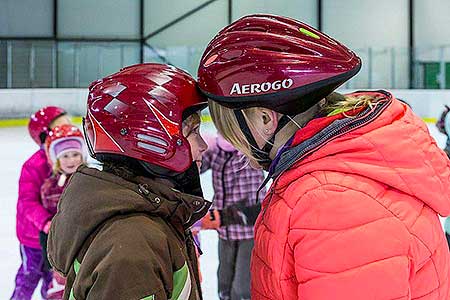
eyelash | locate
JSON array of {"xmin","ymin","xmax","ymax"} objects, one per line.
[{"xmin": 186, "ymin": 126, "xmax": 200, "ymax": 137}]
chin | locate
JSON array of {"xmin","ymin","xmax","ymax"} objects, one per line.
[{"xmin": 249, "ymin": 160, "xmax": 262, "ymax": 170}]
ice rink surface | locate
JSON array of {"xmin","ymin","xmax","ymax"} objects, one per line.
[{"xmin": 0, "ymin": 122, "xmax": 447, "ymax": 299}]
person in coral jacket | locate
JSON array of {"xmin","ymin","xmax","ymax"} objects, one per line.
[
  {"xmin": 436, "ymin": 105, "xmax": 450, "ymax": 249},
  {"xmin": 10, "ymin": 106, "xmax": 71, "ymax": 300},
  {"xmin": 197, "ymin": 14, "xmax": 450, "ymax": 300}
]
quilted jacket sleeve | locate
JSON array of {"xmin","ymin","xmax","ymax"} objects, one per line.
[
  {"xmin": 288, "ymin": 185, "xmax": 412, "ymax": 300},
  {"xmin": 18, "ymin": 161, "xmax": 52, "ymax": 231}
]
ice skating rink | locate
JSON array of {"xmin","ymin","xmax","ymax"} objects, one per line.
[{"xmin": 0, "ymin": 122, "xmax": 447, "ymax": 299}]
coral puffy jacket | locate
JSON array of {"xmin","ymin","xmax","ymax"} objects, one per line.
[{"xmin": 251, "ymin": 92, "xmax": 450, "ymax": 300}]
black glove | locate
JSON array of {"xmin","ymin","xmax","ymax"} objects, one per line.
[
  {"xmin": 39, "ymin": 231, "xmax": 51, "ymax": 270},
  {"xmin": 220, "ymin": 202, "xmax": 261, "ymax": 226}
]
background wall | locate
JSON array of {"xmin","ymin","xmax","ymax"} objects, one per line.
[
  {"xmin": 1, "ymin": 88, "xmax": 448, "ymax": 121},
  {"xmin": 0, "ymin": 0, "xmax": 53, "ymax": 37},
  {"xmin": 2, "ymin": 0, "xmax": 450, "ymax": 90},
  {"xmin": 323, "ymin": 0, "xmax": 409, "ymax": 89}
]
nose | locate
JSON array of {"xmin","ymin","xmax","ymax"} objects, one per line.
[
  {"xmin": 198, "ymin": 135, "xmax": 208, "ymax": 153},
  {"xmin": 70, "ymin": 155, "xmax": 80, "ymax": 164}
]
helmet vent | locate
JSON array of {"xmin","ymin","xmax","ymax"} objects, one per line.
[
  {"xmin": 257, "ymin": 45, "xmax": 289, "ymax": 53},
  {"xmin": 137, "ymin": 133, "xmax": 168, "ymax": 147},
  {"xmin": 221, "ymin": 49, "xmax": 243, "ymax": 60},
  {"xmin": 137, "ymin": 142, "xmax": 167, "ymax": 154},
  {"xmin": 242, "ymin": 26, "xmax": 268, "ymax": 32}
]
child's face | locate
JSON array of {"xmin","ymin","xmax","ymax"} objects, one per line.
[
  {"xmin": 50, "ymin": 115, "xmax": 72, "ymax": 129},
  {"xmin": 183, "ymin": 114, "xmax": 208, "ymax": 169},
  {"xmin": 59, "ymin": 151, "xmax": 83, "ymax": 174}
]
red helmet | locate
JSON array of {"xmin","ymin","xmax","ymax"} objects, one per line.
[
  {"xmin": 45, "ymin": 124, "xmax": 86, "ymax": 165},
  {"xmin": 28, "ymin": 106, "xmax": 67, "ymax": 145},
  {"xmin": 84, "ymin": 63, "xmax": 207, "ymax": 173},
  {"xmin": 198, "ymin": 14, "xmax": 361, "ymax": 115}
]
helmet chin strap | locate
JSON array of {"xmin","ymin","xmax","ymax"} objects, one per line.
[
  {"xmin": 139, "ymin": 160, "xmax": 204, "ymax": 197},
  {"xmin": 233, "ymin": 110, "xmax": 290, "ymax": 171}
]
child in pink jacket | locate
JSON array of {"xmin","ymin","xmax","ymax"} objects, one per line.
[
  {"xmin": 10, "ymin": 106, "xmax": 71, "ymax": 300},
  {"xmin": 40, "ymin": 124, "xmax": 87, "ymax": 300}
]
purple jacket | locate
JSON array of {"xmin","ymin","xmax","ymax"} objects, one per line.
[
  {"xmin": 16, "ymin": 149, "xmax": 52, "ymax": 249},
  {"xmin": 201, "ymin": 135, "xmax": 266, "ymax": 240}
]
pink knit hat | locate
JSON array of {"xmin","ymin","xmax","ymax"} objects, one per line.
[
  {"xmin": 54, "ymin": 138, "xmax": 83, "ymax": 158},
  {"xmin": 45, "ymin": 124, "xmax": 87, "ymax": 166},
  {"xmin": 48, "ymin": 136, "xmax": 87, "ymax": 165}
]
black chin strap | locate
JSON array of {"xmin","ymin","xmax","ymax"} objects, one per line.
[
  {"xmin": 140, "ymin": 161, "xmax": 203, "ymax": 197},
  {"xmin": 233, "ymin": 110, "xmax": 291, "ymax": 170}
]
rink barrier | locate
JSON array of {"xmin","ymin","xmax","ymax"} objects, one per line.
[
  {"xmin": 0, "ymin": 88, "xmax": 449, "ymax": 124},
  {"xmin": 0, "ymin": 115, "xmax": 213, "ymax": 128},
  {"xmin": 0, "ymin": 115, "xmax": 435, "ymax": 128}
]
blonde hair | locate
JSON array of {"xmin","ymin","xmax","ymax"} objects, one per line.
[
  {"xmin": 182, "ymin": 112, "xmax": 201, "ymax": 137},
  {"xmin": 208, "ymin": 100, "xmax": 256, "ymax": 159},
  {"xmin": 53, "ymin": 159, "xmax": 62, "ymax": 174},
  {"xmin": 208, "ymin": 92, "xmax": 381, "ymax": 161},
  {"xmin": 323, "ymin": 92, "xmax": 381, "ymax": 117}
]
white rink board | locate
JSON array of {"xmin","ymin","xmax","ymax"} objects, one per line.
[{"xmin": 1, "ymin": 88, "xmax": 450, "ymax": 120}]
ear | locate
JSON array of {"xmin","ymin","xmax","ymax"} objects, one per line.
[{"xmin": 259, "ymin": 108, "xmax": 279, "ymax": 136}]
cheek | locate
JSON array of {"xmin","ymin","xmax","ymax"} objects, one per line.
[
  {"xmin": 59, "ymin": 159, "xmax": 69, "ymax": 168},
  {"xmin": 53, "ymin": 116, "xmax": 71, "ymax": 127},
  {"xmin": 248, "ymin": 125, "xmax": 265, "ymax": 148},
  {"xmin": 186, "ymin": 136, "xmax": 198, "ymax": 155}
]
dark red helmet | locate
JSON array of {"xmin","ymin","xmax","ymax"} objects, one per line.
[
  {"xmin": 198, "ymin": 14, "xmax": 361, "ymax": 115},
  {"xmin": 84, "ymin": 63, "xmax": 207, "ymax": 173},
  {"xmin": 28, "ymin": 106, "xmax": 67, "ymax": 145}
]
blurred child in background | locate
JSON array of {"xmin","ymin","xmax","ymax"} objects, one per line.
[
  {"xmin": 436, "ymin": 105, "xmax": 450, "ymax": 248},
  {"xmin": 10, "ymin": 106, "xmax": 71, "ymax": 300},
  {"xmin": 436, "ymin": 105, "xmax": 450, "ymax": 157},
  {"xmin": 40, "ymin": 124, "xmax": 87, "ymax": 299},
  {"xmin": 200, "ymin": 133, "xmax": 266, "ymax": 300}
]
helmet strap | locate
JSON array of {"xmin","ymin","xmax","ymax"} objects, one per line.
[
  {"xmin": 140, "ymin": 160, "xmax": 203, "ymax": 197},
  {"xmin": 233, "ymin": 100, "xmax": 324, "ymax": 171},
  {"xmin": 233, "ymin": 110, "xmax": 290, "ymax": 170}
]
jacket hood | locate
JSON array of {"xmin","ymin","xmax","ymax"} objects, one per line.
[
  {"xmin": 276, "ymin": 91, "xmax": 450, "ymax": 217},
  {"xmin": 48, "ymin": 165, "xmax": 210, "ymax": 275}
]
